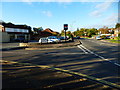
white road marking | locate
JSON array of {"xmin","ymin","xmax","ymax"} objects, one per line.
[
  {"xmin": 77, "ymin": 45, "xmax": 120, "ymax": 67},
  {"xmin": 77, "ymin": 45, "xmax": 88, "ymax": 54},
  {"xmin": 114, "ymin": 63, "xmax": 120, "ymax": 67}
]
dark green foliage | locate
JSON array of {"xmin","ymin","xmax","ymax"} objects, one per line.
[{"xmin": 115, "ymin": 23, "xmax": 120, "ymax": 29}]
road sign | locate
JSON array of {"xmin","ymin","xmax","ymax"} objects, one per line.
[{"xmin": 64, "ymin": 24, "xmax": 68, "ymax": 30}]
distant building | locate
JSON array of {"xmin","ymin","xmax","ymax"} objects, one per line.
[
  {"xmin": 114, "ymin": 27, "xmax": 120, "ymax": 37},
  {"xmin": 32, "ymin": 28, "xmax": 59, "ymax": 40},
  {"xmin": 0, "ymin": 22, "xmax": 32, "ymax": 42},
  {"xmin": 41, "ymin": 28, "xmax": 59, "ymax": 37}
]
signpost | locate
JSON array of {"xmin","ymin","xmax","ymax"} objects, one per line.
[{"xmin": 64, "ymin": 24, "xmax": 68, "ymax": 42}]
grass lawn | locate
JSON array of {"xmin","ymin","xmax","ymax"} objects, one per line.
[
  {"xmin": 83, "ymin": 36, "xmax": 120, "ymax": 44},
  {"xmin": 105, "ymin": 39, "xmax": 120, "ymax": 44}
]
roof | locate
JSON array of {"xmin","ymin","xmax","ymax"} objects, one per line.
[{"xmin": 2, "ymin": 22, "xmax": 31, "ymax": 30}]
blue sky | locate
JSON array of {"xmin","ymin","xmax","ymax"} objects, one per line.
[{"xmin": 1, "ymin": 0, "xmax": 119, "ymax": 32}]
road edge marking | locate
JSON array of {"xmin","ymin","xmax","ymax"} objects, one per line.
[
  {"xmin": 78, "ymin": 45, "xmax": 120, "ymax": 67},
  {"xmin": 77, "ymin": 45, "xmax": 89, "ymax": 54}
]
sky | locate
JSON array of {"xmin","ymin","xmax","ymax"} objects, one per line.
[{"xmin": 1, "ymin": 0, "xmax": 119, "ymax": 32}]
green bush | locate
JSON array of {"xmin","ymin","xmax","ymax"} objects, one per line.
[
  {"xmin": 116, "ymin": 37, "xmax": 120, "ymax": 40},
  {"xmin": 118, "ymin": 33, "xmax": 120, "ymax": 38}
]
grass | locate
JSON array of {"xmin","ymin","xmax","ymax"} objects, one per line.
[
  {"xmin": 108, "ymin": 40, "xmax": 120, "ymax": 43},
  {"xmin": 104, "ymin": 39, "xmax": 120, "ymax": 44},
  {"xmin": 83, "ymin": 36, "xmax": 120, "ymax": 44}
]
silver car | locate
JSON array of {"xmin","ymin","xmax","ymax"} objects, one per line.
[
  {"xmin": 47, "ymin": 36, "xmax": 61, "ymax": 43},
  {"xmin": 96, "ymin": 36, "xmax": 101, "ymax": 40}
]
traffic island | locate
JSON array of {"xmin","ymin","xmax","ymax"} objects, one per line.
[{"xmin": 19, "ymin": 40, "xmax": 81, "ymax": 50}]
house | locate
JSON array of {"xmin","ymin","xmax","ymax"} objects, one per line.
[
  {"xmin": 0, "ymin": 22, "xmax": 32, "ymax": 42},
  {"xmin": 32, "ymin": 28, "xmax": 59, "ymax": 40},
  {"xmin": 41, "ymin": 28, "xmax": 59, "ymax": 37},
  {"xmin": 114, "ymin": 27, "xmax": 120, "ymax": 37}
]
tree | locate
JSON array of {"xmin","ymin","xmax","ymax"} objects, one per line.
[
  {"xmin": 73, "ymin": 28, "xmax": 98, "ymax": 37},
  {"xmin": 37, "ymin": 27, "xmax": 43, "ymax": 31},
  {"xmin": 77, "ymin": 28, "xmax": 79, "ymax": 31},
  {"xmin": 79, "ymin": 28, "xmax": 87, "ymax": 36},
  {"xmin": 67, "ymin": 31, "xmax": 72, "ymax": 34},
  {"xmin": 115, "ymin": 23, "xmax": 120, "ymax": 29},
  {"xmin": 73, "ymin": 28, "xmax": 85, "ymax": 36},
  {"xmin": 66, "ymin": 31, "xmax": 72, "ymax": 37},
  {"xmin": 33, "ymin": 27, "xmax": 43, "ymax": 34},
  {"xmin": 87, "ymin": 28, "xmax": 98, "ymax": 37},
  {"xmin": 98, "ymin": 26, "xmax": 109, "ymax": 34},
  {"xmin": 61, "ymin": 30, "xmax": 65, "ymax": 36}
]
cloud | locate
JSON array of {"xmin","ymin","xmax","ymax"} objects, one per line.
[
  {"xmin": 90, "ymin": 10, "xmax": 102, "ymax": 17},
  {"xmin": 95, "ymin": 2, "xmax": 111, "ymax": 11},
  {"xmin": 89, "ymin": 1, "xmax": 114, "ymax": 17},
  {"xmin": 84, "ymin": 13, "xmax": 118, "ymax": 28},
  {"xmin": 103, "ymin": 13, "xmax": 118, "ymax": 25},
  {"xmin": 41, "ymin": 11, "xmax": 52, "ymax": 17},
  {"xmin": 21, "ymin": 0, "xmax": 34, "ymax": 5},
  {"xmin": 89, "ymin": 14, "xmax": 118, "ymax": 28}
]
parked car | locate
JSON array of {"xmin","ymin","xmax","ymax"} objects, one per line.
[
  {"xmin": 105, "ymin": 36, "xmax": 111, "ymax": 39},
  {"xmin": 60, "ymin": 36, "xmax": 65, "ymax": 40},
  {"xmin": 39, "ymin": 37, "xmax": 48, "ymax": 43},
  {"xmin": 76, "ymin": 36, "xmax": 80, "ymax": 39},
  {"xmin": 47, "ymin": 36, "xmax": 61, "ymax": 43},
  {"xmin": 39, "ymin": 36, "xmax": 61, "ymax": 43},
  {"xmin": 96, "ymin": 36, "xmax": 101, "ymax": 40},
  {"xmin": 60, "ymin": 36, "xmax": 69, "ymax": 40},
  {"xmin": 74, "ymin": 36, "xmax": 80, "ymax": 39},
  {"xmin": 100, "ymin": 35, "xmax": 107, "ymax": 39}
]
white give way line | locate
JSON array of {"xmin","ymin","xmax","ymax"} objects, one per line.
[{"xmin": 77, "ymin": 45, "xmax": 120, "ymax": 67}]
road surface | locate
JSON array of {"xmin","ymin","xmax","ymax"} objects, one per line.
[{"xmin": 2, "ymin": 38, "xmax": 120, "ymax": 89}]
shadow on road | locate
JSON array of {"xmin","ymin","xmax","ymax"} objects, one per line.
[{"xmin": 2, "ymin": 61, "xmax": 112, "ymax": 89}]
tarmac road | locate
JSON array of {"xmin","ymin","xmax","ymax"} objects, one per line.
[{"xmin": 2, "ymin": 38, "xmax": 120, "ymax": 89}]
